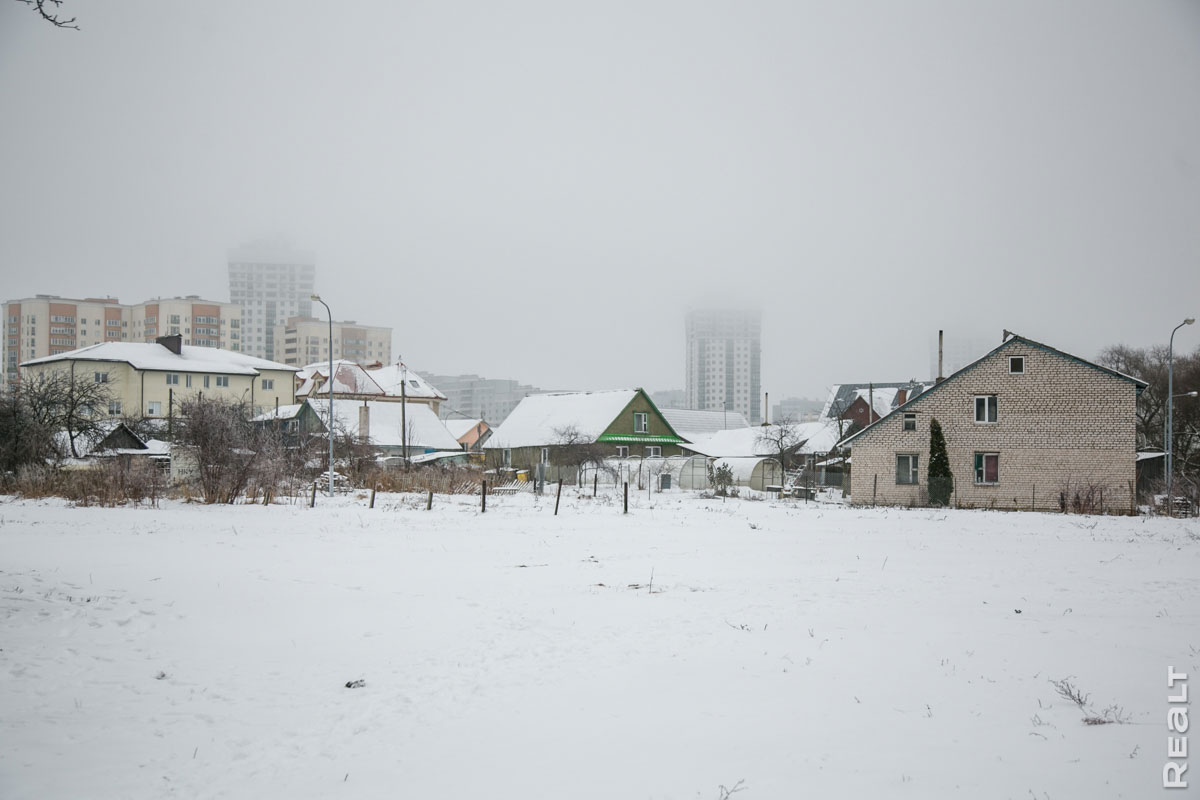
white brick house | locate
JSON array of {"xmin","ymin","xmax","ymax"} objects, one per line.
[{"xmin": 843, "ymin": 334, "xmax": 1146, "ymax": 512}]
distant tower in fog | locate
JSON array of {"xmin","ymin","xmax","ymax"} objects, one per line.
[
  {"xmin": 685, "ymin": 309, "xmax": 762, "ymax": 425},
  {"xmin": 227, "ymin": 242, "xmax": 316, "ymax": 361}
]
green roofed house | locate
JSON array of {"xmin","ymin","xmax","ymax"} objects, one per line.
[{"xmin": 485, "ymin": 388, "xmax": 688, "ymax": 479}]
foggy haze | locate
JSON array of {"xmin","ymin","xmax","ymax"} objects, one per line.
[{"xmin": 2, "ymin": 1, "xmax": 1198, "ymax": 400}]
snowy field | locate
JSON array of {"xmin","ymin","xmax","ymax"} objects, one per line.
[{"xmin": 2, "ymin": 489, "xmax": 1198, "ymax": 799}]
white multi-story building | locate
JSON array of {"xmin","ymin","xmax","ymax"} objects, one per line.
[
  {"xmin": 2, "ymin": 294, "xmax": 239, "ymax": 389},
  {"xmin": 685, "ymin": 308, "xmax": 762, "ymax": 425},
  {"xmin": 273, "ymin": 316, "xmax": 392, "ymax": 367},
  {"xmin": 228, "ymin": 242, "xmax": 316, "ymax": 362}
]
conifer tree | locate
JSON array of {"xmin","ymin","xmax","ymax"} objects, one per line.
[{"xmin": 928, "ymin": 418, "xmax": 953, "ymax": 506}]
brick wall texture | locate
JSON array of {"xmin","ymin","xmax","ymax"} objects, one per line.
[{"xmin": 847, "ymin": 338, "xmax": 1141, "ymax": 512}]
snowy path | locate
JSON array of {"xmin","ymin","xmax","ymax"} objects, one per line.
[{"xmin": 1, "ymin": 492, "xmax": 1197, "ymax": 799}]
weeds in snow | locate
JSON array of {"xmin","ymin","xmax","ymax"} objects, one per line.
[
  {"xmin": 1049, "ymin": 677, "xmax": 1129, "ymax": 725},
  {"xmin": 716, "ymin": 779, "xmax": 746, "ymax": 799}
]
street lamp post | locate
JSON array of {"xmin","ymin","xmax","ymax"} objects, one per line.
[
  {"xmin": 1166, "ymin": 317, "xmax": 1195, "ymax": 514},
  {"xmin": 312, "ymin": 294, "xmax": 334, "ymax": 498}
]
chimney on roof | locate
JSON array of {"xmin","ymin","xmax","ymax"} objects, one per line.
[
  {"xmin": 156, "ymin": 333, "xmax": 182, "ymax": 355},
  {"xmin": 936, "ymin": 330, "xmax": 945, "ymax": 384}
]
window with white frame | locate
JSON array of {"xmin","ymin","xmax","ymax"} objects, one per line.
[
  {"xmin": 974, "ymin": 453, "xmax": 999, "ymax": 484},
  {"xmin": 108, "ymin": 400, "xmax": 121, "ymax": 416},
  {"xmin": 974, "ymin": 395, "xmax": 997, "ymax": 423},
  {"xmin": 615, "ymin": 445, "xmax": 629, "ymax": 458},
  {"xmin": 147, "ymin": 401, "xmax": 161, "ymax": 416},
  {"xmin": 1009, "ymin": 356, "xmax": 1025, "ymax": 374},
  {"xmin": 902, "ymin": 413, "xmax": 916, "ymax": 431},
  {"xmin": 215, "ymin": 376, "xmax": 229, "ymax": 387},
  {"xmin": 166, "ymin": 373, "xmax": 179, "ymax": 386},
  {"xmin": 185, "ymin": 374, "xmax": 192, "ymax": 388},
  {"xmin": 896, "ymin": 454, "xmax": 919, "ymax": 485},
  {"xmin": 94, "ymin": 372, "xmax": 108, "ymax": 384},
  {"xmin": 634, "ymin": 412, "xmax": 648, "ymax": 433},
  {"xmin": 644, "ymin": 445, "xmax": 661, "ymax": 458},
  {"xmin": 540, "ymin": 448, "xmax": 549, "ymax": 464},
  {"xmin": 203, "ymin": 375, "xmax": 210, "ymax": 388},
  {"xmin": 262, "ymin": 379, "xmax": 274, "ymax": 390},
  {"xmin": 503, "ymin": 449, "xmax": 512, "ymax": 467}
]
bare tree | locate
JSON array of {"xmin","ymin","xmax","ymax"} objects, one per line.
[
  {"xmin": 551, "ymin": 425, "xmax": 611, "ymax": 483},
  {"xmin": 18, "ymin": 369, "xmax": 114, "ymax": 458},
  {"xmin": 0, "ymin": 387, "xmax": 56, "ymax": 475},
  {"xmin": 1098, "ymin": 342, "xmax": 1200, "ymax": 480},
  {"xmin": 756, "ymin": 416, "xmax": 802, "ymax": 473},
  {"xmin": 15, "ymin": 0, "xmax": 78, "ymax": 29}
]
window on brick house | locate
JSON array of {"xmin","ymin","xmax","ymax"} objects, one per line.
[
  {"xmin": 903, "ymin": 413, "xmax": 916, "ymax": 431},
  {"xmin": 1009, "ymin": 356, "xmax": 1025, "ymax": 374},
  {"xmin": 974, "ymin": 453, "xmax": 999, "ymax": 484},
  {"xmin": 974, "ymin": 395, "xmax": 997, "ymax": 423},
  {"xmin": 896, "ymin": 454, "xmax": 919, "ymax": 485}
]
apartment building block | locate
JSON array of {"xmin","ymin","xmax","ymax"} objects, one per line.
[{"xmin": 273, "ymin": 316, "xmax": 392, "ymax": 367}]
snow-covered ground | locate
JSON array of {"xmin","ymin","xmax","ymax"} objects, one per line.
[{"xmin": 2, "ymin": 489, "xmax": 1197, "ymax": 799}]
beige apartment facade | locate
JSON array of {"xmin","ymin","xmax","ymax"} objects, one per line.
[
  {"xmin": 127, "ymin": 297, "xmax": 242, "ymax": 350},
  {"xmin": 274, "ymin": 316, "xmax": 392, "ymax": 367},
  {"xmin": 4, "ymin": 294, "xmax": 240, "ymax": 389},
  {"xmin": 844, "ymin": 335, "xmax": 1146, "ymax": 512},
  {"xmin": 20, "ymin": 337, "xmax": 297, "ymax": 419}
]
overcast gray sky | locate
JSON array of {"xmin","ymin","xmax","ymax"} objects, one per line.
[{"xmin": 2, "ymin": 0, "xmax": 1198, "ymax": 399}]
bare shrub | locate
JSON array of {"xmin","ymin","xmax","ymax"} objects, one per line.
[
  {"xmin": 176, "ymin": 397, "xmax": 285, "ymax": 503},
  {"xmin": 1050, "ymin": 677, "xmax": 1128, "ymax": 725}
]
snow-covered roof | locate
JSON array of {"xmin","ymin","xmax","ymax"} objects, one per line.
[
  {"xmin": 296, "ymin": 361, "xmax": 446, "ymax": 401},
  {"xmin": 820, "ymin": 382, "xmax": 931, "ymax": 421},
  {"xmin": 444, "ymin": 418, "xmax": 485, "ymax": 439},
  {"xmin": 105, "ymin": 439, "xmax": 171, "ymax": 457},
  {"xmin": 296, "ymin": 361, "xmax": 384, "ymax": 397},
  {"xmin": 251, "ymin": 403, "xmax": 307, "ymax": 422},
  {"xmin": 486, "ymin": 390, "xmax": 639, "ymax": 449},
  {"xmin": 660, "ymin": 408, "xmax": 750, "ymax": 439},
  {"xmin": 314, "ymin": 400, "xmax": 461, "ymax": 451},
  {"xmin": 684, "ymin": 420, "xmax": 843, "ymax": 458},
  {"xmin": 852, "ymin": 387, "xmax": 899, "ymax": 419},
  {"xmin": 365, "ymin": 363, "xmax": 447, "ymax": 401},
  {"xmin": 22, "ymin": 342, "xmax": 296, "ymax": 375},
  {"xmin": 406, "ymin": 450, "xmax": 472, "ymax": 465}
]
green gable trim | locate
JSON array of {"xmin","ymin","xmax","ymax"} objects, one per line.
[
  {"xmin": 596, "ymin": 433, "xmax": 686, "ymax": 444},
  {"xmin": 599, "ymin": 388, "xmax": 689, "ymax": 443}
]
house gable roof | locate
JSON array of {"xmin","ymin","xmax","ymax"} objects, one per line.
[
  {"xmin": 842, "ymin": 333, "xmax": 1149, "ymax": 447},
  {"xmin": 487, "ymin": 389, "xmax": 685, "ymax": 449},
  {"xmin": 21, "ymin": 342, "xmax": 295, "ymax": 375},
  {"xmin": 659, "ymin": 408, "xmax": 750, "ymax": 439}
]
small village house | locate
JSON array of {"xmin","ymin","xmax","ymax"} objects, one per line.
[
  {"xmin": 485, "ymin": 389, "xmax": 688, "ymax": 481},
  {"xmin": 842, "ymin": 333, "xmax": 1146, "ymax": 511}
]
